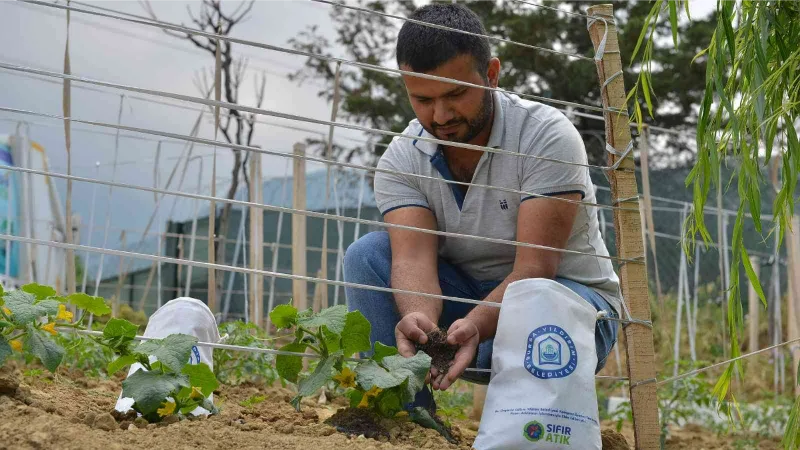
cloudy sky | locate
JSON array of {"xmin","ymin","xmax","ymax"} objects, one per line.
[{"xmin": 0, "ymin": 0, "xmax": 715, "ymax": 254}]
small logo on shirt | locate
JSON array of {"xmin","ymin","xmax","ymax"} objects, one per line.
[{"xmin": 499, "ymin": 199, "xmax": 509, "ymax": 210}]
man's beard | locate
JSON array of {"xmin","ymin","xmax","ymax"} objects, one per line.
[{"xmin": 427, "ymin": 90, "xmax": 493, "ymax": 144}]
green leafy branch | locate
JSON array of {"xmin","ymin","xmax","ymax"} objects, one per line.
[{"xmin": 627, "ymin": 1, "xmax": 800, "ymax": 447}]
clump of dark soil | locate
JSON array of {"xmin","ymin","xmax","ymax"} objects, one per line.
[
  {"xmin": 416, "ymin": 328, "xmax": 457, "ymax": 375},
  {"xmin": 324, "ymin": 407, "xmax": 389, "ymax": 440},
  {"xmin": 601, "ymin": 429, "xmax": 630, "ymax": 450}
]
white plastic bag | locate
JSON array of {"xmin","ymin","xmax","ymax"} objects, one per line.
[
  {"xmin": 473, "ymin": 279, "xmax": 601, "ymax": 449},
  {"xmin": 115, "ymin": 297, "xmax": 220, "ymax": 415}
]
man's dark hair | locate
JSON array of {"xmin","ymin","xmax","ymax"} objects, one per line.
[{"xmin": 396, "ymin": 4, "xmax": 491, "ymax": 77}]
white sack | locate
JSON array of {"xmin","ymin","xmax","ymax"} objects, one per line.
[
  {"xmin": 473, "ymin": 278, "xmax": 601, "ymax": 449},
  {"xmin": 115, "ymin": 297, "xmax": 220, "ymax": 415}
]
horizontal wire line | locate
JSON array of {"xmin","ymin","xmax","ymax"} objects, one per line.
[
  {"xmin": 59, "ymin": 328, "xmax": 621, "ymax": 377},
  {"xmin": 1, "ymin": 106, "xmax": 638, "ymax": 215},
  {"xmin": 655, "ymin": 337, "xmax": 800, "ymax": 387},
  {"xmin": 309, "ymin": 0, "xmax": 591, "ymax": 61},
  {"xmin": 16, "ymin": 0, "xmax": 622, "ymax": 115},
  {"xmin": 1, "ymin": 61, "xmax": 378, "ymax": 147},
  {"xmin": 0, "ymin": 63, "xmax": 621, "ymax": 172},
  {"xmin": 9, "ymin": 234, "xmax": 497, "ymax": 306},
  {"xmin": 508, "ymin": 0, "xmax": 614, "ymax": 22},
  {"xmin": 0, "ymin": 162, "xmax": 641, "ymax": 263}
]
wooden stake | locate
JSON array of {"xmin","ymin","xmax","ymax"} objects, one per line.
[
  {"xmin": 747, "ymin": 256, "xmax": 760, "ymax": 354},
  {"xmin": 587, "ymin": 6, "xmax": 659, "ymax": 449},
  {"xmin": 292, "ymin": 143, "xmax": 308, "ymax": 312}
]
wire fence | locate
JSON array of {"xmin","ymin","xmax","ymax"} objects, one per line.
[{"xmin": 1, "ymin": 0, "xmax": 798, "ymax": 425}]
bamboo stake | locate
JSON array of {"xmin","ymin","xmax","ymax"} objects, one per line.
[{"xmin": 587, "ymin": 6, "xmax": 659, "ymax": 449}]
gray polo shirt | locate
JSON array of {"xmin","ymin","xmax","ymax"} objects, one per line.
[{"xmin": 374, "ymin": 91, "xmax": 621, "ymax": 313}]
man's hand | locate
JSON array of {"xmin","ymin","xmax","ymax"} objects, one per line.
[
  {"xmin": 395, "ymin": 312, "xmax": 438, "ymax": 357},
  {"xmin": 432, "ymin": 318, "xmax": 479, "ymax": 391}
]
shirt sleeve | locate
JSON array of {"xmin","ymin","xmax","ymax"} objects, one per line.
[
  {"xmin": 520, "ymin": 114, "xmax": 590, "ymax": 202},
  {"xmin": 373, "ymin": 145, "xmax": 430, "ymax": 215}
]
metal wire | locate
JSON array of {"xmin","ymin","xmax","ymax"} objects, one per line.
[
  {"xmin": 655, "ymin": 337, "xmax": 800, "ymax": 387},
  {"xmin": 309, "ymin": 0, "xmax": 592, "ymax": 61},
  {"xmin": 16, "ymin": 0, "xmax": 624, "ymax": 115},
  {"xmin": 1, "ymin": 106, "xmax": 641, "ymax": 215},
  {"xmin": 1, "ymin": 63, "xmax": 623, "ymax": 173},
  {"xmin": 0, "ymin": 161, "xmax": 643, "ymax": 264},
  {"xmin": 508, "ymin": 0, "xmax": 616, "ymax": 22}
]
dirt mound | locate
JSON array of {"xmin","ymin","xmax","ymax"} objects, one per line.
[
  {"xmin": 325, "ymin": 407, "xmax": 389, "ymax": 439},
  {"xmin": 601, "ymin": 429, "xmax": 630, "ymax": 450}
]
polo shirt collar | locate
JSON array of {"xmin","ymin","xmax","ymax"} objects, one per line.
[{"xmin": 412, "ymin": 90, "xmax": 505, "ymax": 156}]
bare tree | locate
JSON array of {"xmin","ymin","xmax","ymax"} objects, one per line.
[{"xmin": 142, "ymin": 0, "xmax": 266, "ymax": 307}]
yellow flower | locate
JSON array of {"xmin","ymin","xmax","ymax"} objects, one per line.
[
  {"xmin": 332, "ymin": 367, "xmax": 356, "ymax": 389},
  {"xmin": 41, "ymin": 322, "xmax": 57, "ymax": 335},
  {"xmin": 9, "ymin": 340, "xmax": 22, "ymax": 352},
  {"xmin": 357, "ymin": 385, "xmax": 383, "ymax": 408},
  {"xmin": 56, "ymin": 304, "xmax": 73, "ymax": 322},
  {"xmin": 189, "ymin": 386, "xmax": 205, "ymax": 400},
  {"xmin": 2, "ymin": 306, "xmax": 11, "ymax": 317},
  {"xmin": 364, "ymin": 385, "xmax": 383, "ymax": 399},
  {"xmin": 157, "ymin": 400, "xmax": 176, "ymax": 417}
]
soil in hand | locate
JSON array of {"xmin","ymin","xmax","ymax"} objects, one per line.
[
  {"xmin": 324, "ymin": 407, "xmax": 389, "ymax": 440},
  {"xmin": 416, "ymin": 329, "xmax": 457, "ymax": 375}
]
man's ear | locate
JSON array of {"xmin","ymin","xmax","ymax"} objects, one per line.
[{"xmin": 486, "ymin": 57, "xmax": 501, "ymax": 88}]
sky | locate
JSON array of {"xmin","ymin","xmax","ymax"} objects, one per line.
[{"xmin": 0, "ymin": 0, "xmax": 716, "ymax": 251}]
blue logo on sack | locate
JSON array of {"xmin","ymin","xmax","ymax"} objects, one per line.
[{"xmin": 524, "ymin": 325, "xmax": 577, "ymax": 379}]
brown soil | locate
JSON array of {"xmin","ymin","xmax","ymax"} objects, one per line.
[
  {"xmin": 0, "ymin": 365, "xmax": 474, "ymax": 450},
  {"xmin": 416, "ymin": 329, "xmax": 457, "ymax": 375},
  {"xmin": 0, "ymin": 364, "xmax": 782, "ymax": 450},
  {"xmin": 601, "ymin": 429, "xmax": 630, "ymax": 450},
  {"xmin": 325, "ymin": 407, "xmax": 389, "ymax": 440}
]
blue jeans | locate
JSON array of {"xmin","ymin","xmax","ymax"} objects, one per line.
[{"xmin": 343, "ymin": 232, "xmax": 618, "ymax": 406}]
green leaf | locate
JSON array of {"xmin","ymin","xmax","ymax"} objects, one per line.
[
  {"xmin": 26, "ymin": 327, "xmax": 65, "ymax": 373},
  {"xmin": 668, "ymin": 0, "xmax": 679, "ymax": 47},
  {"xmin": 782, "ymin": 392, "xmax": 800, "ymax": 449},
  {"xmin": 121, "ymin": 370, "xmax": 189, "ymax": 416},
  {"xmin": 107, "ymin": 354, "xmax": 138, "ymax": 375},
  {"xmin": 376, "ymin": 387, "xmax": 403, "ymax": 418},
  {"xmin": 322, "ymin": 327, "xmax": 341, "ymax": 354},
  {"xmin": 641, "ymin": 73, "xmax": 653, "ymax": 118},
  {"xmin": 290, "ymin": 353, "xmax": 340, "ymax": 410},
  {"xmin": 269, "ymin": 304, "xmax": 298, "ymax": 329},
  {"xmin": 21, "ymin": 283, "xmax": 56, "ymax": 301},
  {"xmin": 298, "ymin": 305, "xmax": 347, "ymax": 335},
  {"xmin": 0, "ymin": 320, "xmax": 12, "ymax": 329},
  {"xmin": 275, "ymin": 342, "xmax": 306, "ymax": 384},
  {"xmin": 4, "ymin": 290, "xmax": 39, "ymax": 324},
  {"xmin": 341, "ymin": 311, "xmax": 371, "ymax": 358},
  {"xmin": 371, "ymin": 342, "xmax": 399, "ymax": 364},
  {"xmin": 347, "ymin": 389, "xmax": 364, "ymax": 409},
  {"xmin": 356, "ymin": 351, "xmax": 431, "ymax": 404},
  {"xmin": 34, "ymin": 300, "xmax": 60, "ymax": 317},
  {"xmin": 103, "ymin": 318, "xmax": 139, "ymax": 339},
  {"xmin": 182, "ymin": 363, "xmax": 219, "ymax": 397},
  {"xmin": 381, "ymin": 352, "xmax": 431, "ymax": 400},
  {"xmin": 66, "ymin": 293, "xmax": 111, "ymax": 316},
  {"xmin": 135, "ymin": 334, "xmax": 197, "ymax": 373},
  {"xmin": 740, "ymin": 247, "xmax": 766, "ymax": 307},
  {"xmin": 0, "ymin": 335, "xmax": 11, "ymax": 366}
]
